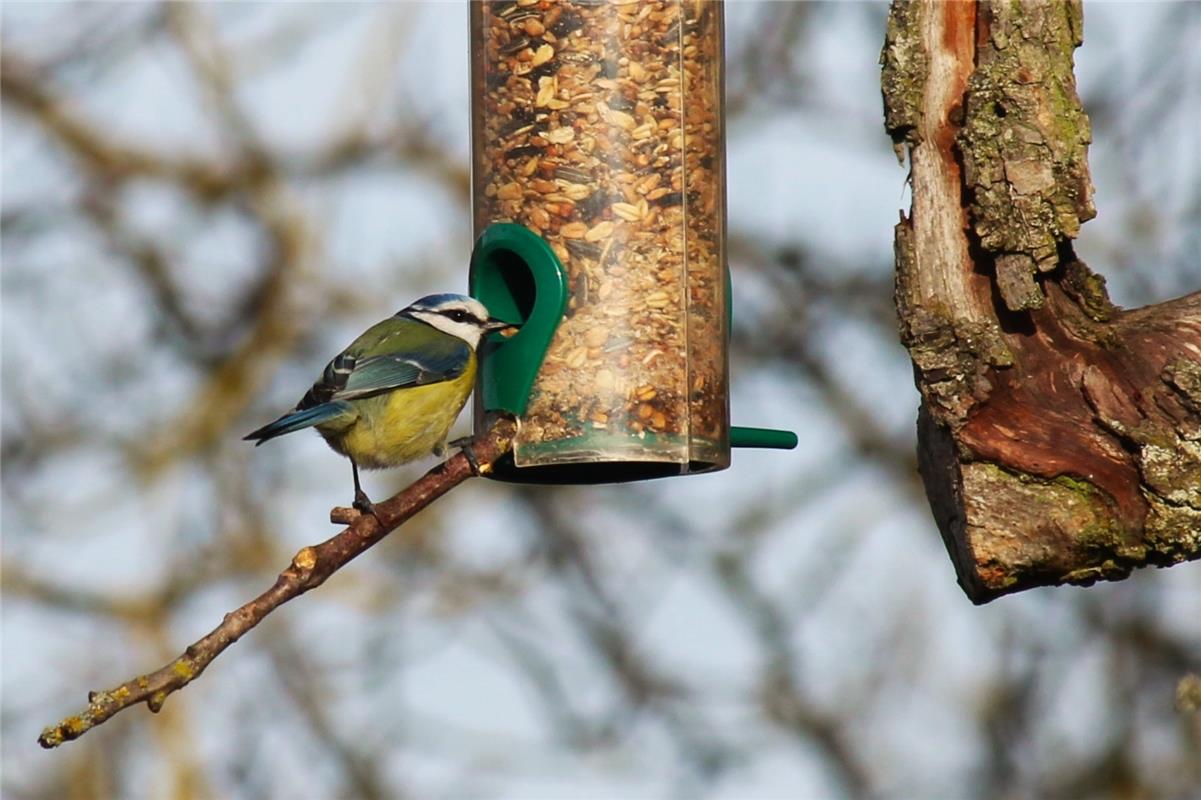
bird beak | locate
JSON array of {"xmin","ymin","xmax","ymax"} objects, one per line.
[{"xmin": 485, "ymin": 317, "xmax": 520, "ymax": 333}]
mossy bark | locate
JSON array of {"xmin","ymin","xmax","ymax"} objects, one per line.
[{"xmin": 881, "ymin": 0, "xmax": 1201, "ymax": 603}]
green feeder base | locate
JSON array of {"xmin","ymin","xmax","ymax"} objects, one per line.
[{"xmin": 469, "ymin": 223, "xmax": 795, "ymax": 484}]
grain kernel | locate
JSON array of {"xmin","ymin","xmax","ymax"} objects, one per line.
[
  {"xmin": 560, "ymin": 221, "xmax": 587, "ymax": 239},
  {"xmin": 566, "ymin": 347, "xmax": 588, "ymax": 369},
  {"xmin": 585, "ymin": 221, "xmax": 614, "ymax": 242},
  {"xmin": 563, "ymin": 183, "xmax": 591, "ymax": 200},
  {"xmin": 535, "ymin": 76, "xmax": 557, "ymax": 107},
  {"xmin": 636, "ymin": 173, "xmax": 662, "ymax": 193},
  {"xmin": 584, "ymin": 327, "xmax": 609, "ymax": 348},
  {"xmin": 602, "ymin": 103, "xmax": 636, "ymax": 131},
  {"xmin": 612, "ymin": 202, "xmax": 642, "ymax": 222}
]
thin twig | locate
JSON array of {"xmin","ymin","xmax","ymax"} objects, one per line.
[{"xmin": 38, "ymin": 418, "xmax": 516, "ymax": 749}]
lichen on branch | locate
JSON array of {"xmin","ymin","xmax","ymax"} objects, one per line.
[
  {"xmin": 958, "ymin": 0, "xmax": 1096, "ymax": 308},
  {"xmin": 882, "ymin": 0, "xmax": 1201, "ymax": 602}
]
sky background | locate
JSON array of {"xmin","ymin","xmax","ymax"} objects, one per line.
[{"xmin": 2, "ymin": 2, "xmax": 1199, "ymax": 798}]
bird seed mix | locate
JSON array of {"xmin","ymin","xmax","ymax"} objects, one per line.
[{"xmin": 472, "ymin": 0, "xmax": 728, "ymax": 471}]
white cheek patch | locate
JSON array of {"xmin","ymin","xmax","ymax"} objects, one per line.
[{"xmin": 410, "ymin": 311, "xmax": 485, "ymax": 349}]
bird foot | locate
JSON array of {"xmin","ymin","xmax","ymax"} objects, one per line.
[
  {"xmin": 449, "ymin": 437, "xmax": 482, "ymax": 476},
  {"xmin": 353, "ymin": 491, "xmax": 382, "ymax": 524}
]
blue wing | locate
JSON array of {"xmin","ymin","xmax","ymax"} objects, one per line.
[
  {"xmin": 332, "ymin": 348, "xmax": 470, "ymax": 401},
  {"xmin": 292, "ymin": 317, "xmax": 471, "ymax": 411},
  {"xmin": 246, "ymin": 318, "xmax": 472, "ymax": 445},
  {"xmin": 243, "ymin": 402, "xmax": 355, "ymax": 444}
]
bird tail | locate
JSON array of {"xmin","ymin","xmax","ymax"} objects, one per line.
[{"xmin": 243, "ymin": 402, "xmax": 352, "ymax": 445}]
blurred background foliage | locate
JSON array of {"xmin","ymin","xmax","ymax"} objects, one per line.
[{"xmin": 2, "ymin": 3, "xmax": 1198, "ymax": 798}]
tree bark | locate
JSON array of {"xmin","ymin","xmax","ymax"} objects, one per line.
[
  {"xmin": 37, "ymin": 419, "xmax": 517, "ymax": 748},
  {"xmin": 881, "ymin": 0, "xmax": 1201, "ymax": 602}
]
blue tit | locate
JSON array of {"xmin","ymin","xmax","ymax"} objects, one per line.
[{"xmin": 244, "ymin": 293, "xmax": 513, "ymax": 518}]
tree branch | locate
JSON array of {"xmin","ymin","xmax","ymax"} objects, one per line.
[
  {"xmin": 882, "ymin": 1, "xmax": 1201, "ymax": 602},
  {"xmin": 37, "ymin": 418, "xmax": 517, "ymax": 749}
]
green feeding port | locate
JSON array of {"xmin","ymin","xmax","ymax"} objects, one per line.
[
  {"xmin": 469, "ymin": 223, "xmax": 795, "ymax": 485},
  {"xmin": 469, "ymin": 223, "xmax": 567, "ymax": 418}
]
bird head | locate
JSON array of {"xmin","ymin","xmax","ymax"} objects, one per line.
[{"xmin": 399, "ymin": 293, "xmax": 516, "ymax": 349}]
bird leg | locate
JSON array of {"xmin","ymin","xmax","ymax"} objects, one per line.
[
  {"xmin": 449, "ymin": 436, "xmax": 482, "ymax": 476},
  {"xmin": 350, "ymin": 460, "xmax": 381, "ymax": 522}
]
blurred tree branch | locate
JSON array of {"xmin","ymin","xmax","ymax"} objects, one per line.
[
  {"xmin": 38, "ymin": 419, "xmax": 516, "ymax": 749},
  {"xmin": 3, "ymin": 4, "xmax": 1197, "ymax": 796},
  {"xmin": 714, "ymin": 547, "xmax": 871, "ymax": 796},
  {"xmin": 262, "ymin": 620, "xmax": 395, "ymax": 800},
  {"xmin": 1, "ymin": 56, "xmax": 249, "ymax": 198},
  {"xmin": 882, "ymin": 0, "xmax": 1201, "ymax": 602},
  {"xmin": 522, "ymin": 494, "xmax": 732, "ymax": 780}
]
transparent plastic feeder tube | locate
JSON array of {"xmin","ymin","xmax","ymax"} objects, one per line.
[{"xmin": 472, "ymin": 0, "xmax": 729, "ymax": 478}]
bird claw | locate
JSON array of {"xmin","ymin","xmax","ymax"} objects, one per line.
[
  {"xmin": 352, "ymin": 491, "xmax": 382, "ymax": 524},
  {"xmin": 449, "ymin": 437, "xmax": 482, "ymax": 475}
]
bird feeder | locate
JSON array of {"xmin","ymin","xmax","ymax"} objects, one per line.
[{"xmin": 469, "ymin": 0, "xmax": 792, "ymax": 483}]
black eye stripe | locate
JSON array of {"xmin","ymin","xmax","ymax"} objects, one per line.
[{"xmin": 438, "ymin": 308, "xmax": 476, "ymax": 324}]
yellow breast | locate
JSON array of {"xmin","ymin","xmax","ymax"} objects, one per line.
[{"xmin": 323, "ymin": 360, "xmax": 476, "ymax": 469}]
